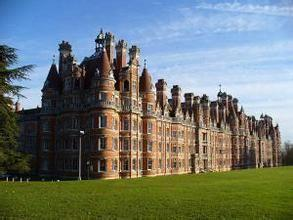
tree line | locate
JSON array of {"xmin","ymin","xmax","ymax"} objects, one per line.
[{"xmin": 282, "ymin": 141, "xmax": 293, "ymax": 166}]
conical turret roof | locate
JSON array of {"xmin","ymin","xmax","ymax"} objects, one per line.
[
  {"xmin": 43, "ymin": 63, "xmax": 61, "ymax": 91},
  {"xmin": 139, "ymin": 67, "xmax": 153, "ymax": 93}
]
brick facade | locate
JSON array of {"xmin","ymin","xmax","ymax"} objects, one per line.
[{"xmin": 18, "ymin": 30, "xmax": 281, "ymax": 179}]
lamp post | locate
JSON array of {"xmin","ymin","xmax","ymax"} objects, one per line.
[{"xmin": 78, "ymin": 130, "xmax": 85, "ymax": 181}]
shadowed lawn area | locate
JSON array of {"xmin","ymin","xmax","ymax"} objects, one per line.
[{"xmin": 0, "ymin": 167, "xmax": 293, "ymax": 219}]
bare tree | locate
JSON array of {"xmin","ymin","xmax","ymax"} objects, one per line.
[{"xmin": 282, "ymin": 141, "xmax": 293, "ymax": 166}]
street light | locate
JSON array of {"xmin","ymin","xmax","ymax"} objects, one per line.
[{"xmin": 78, "ymin": 130, "xmax": 85, "ymax": 181}]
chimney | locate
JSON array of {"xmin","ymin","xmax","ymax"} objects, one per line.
[
  {"xmin": 105, "ymin": 32, "xmax": 115, "ymax": 64},
  {"xmin": 115, "ymin": 40, "xmax": 127, "ymax": 70},
  {"xmin": 128, "ymin": 45, "xmax": 140, "ymax": 66},
  {"xmin": 155, "ymin": 79, "xmax": 168, "ymax": 109}
]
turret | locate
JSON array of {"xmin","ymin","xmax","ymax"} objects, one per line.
[{"xmin": 95, "ymin": 29, "xmax": 105, "ymax": 53}]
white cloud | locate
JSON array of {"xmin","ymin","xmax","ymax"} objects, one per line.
[
  {"xmin": 133, "ymin": 4, "xmax": 279, "ymax": 44},
  {"xmin": 196, "ymin": 1, "xmax": 293, "ymax": 17}
]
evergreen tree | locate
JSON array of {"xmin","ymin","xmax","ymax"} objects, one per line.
[{"xmin": 0, "ymin": 45, "xmax": 34, "ymax": 174}]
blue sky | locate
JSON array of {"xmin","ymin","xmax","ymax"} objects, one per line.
[{"xmin": 1, "ymin": 0, "xmax": 293, "ymax": 141}]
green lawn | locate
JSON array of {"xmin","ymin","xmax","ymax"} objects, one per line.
[{"xmin": 1, "ymin": 167, "xmax": 293, "ymax": 219}]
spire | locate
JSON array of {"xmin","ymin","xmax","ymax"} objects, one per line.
[
  {"xmin": 52, "ymin": 54, "xmax": 56, "ymax": 64},
  {"xmin": 42, "ymin": 62, "xmax": 61, "ymax": 91}
]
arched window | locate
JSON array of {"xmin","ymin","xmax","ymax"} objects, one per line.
[{"xmin": 123, "ymin": 80, "xmax": 130, "ymax": 92}]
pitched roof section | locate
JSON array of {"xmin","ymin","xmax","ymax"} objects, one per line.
[{"xmin": 43, "ymin": 63, "xmax": 61, "ymax": 91}]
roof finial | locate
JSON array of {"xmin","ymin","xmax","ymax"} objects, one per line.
[
  {"xmin": 52, "ymin": 54, "xmax": 56, "ymax": 64},
  {"xmin": 219, "ymin": 84, "xmax": 222, "ymax": 92},
  {"xmin": 144, "ymin": 59, "xmax": 147, "ymax": 69},
  {"xmin": 100, "ymin": 28, "xmax": 103, "ymax": 34}
]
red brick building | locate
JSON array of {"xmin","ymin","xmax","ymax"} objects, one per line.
[{"xmin": 18, "ymin": 30, "xmax": 281, "ymax": 179}]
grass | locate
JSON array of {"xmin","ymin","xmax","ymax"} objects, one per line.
[{"xmin": 0, "ymin": 167, "xmax": 293, "ymax": 219}]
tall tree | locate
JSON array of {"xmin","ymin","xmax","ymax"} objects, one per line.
[
  {"xmin": 0, "ymin": 45, "xmax": 34, "ymax": 174},
  {"xmin": 282, "ymin": 141, "xmax": 293, "ymax": 166}
]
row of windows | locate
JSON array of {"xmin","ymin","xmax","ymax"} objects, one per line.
[
  {"xmin": 45, "ymin": 138, "xmax": 193, "ymax": 153},
  {"xmin": 96, "ymin": 158, "xmax": 190, "ymax": 172}
]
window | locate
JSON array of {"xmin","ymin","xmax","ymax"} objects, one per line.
[
  {"xmin": 112, "ymin": 138, "xmax": 118, "ymax": 151},
  {"xmin": 42, "ymin": 121, "xmax": 49, "ymax": 132},
  {"xmin": 123, "ymin": 138, "xmax": 129, "ymax": 151},
  {"xmin": 99, "ymin": 115, "xmax": 107, "ymax": 128},
  {"xmin": 132, "ymin": 159, "xmax": 137, "ymax": 171},
  {"xmin": 98, "ymin": 159, "xmax": 106, "ymax": 172},
  {"xmin": 172, "ymin": 131, "xmax": 177, "ymax": 137},
  {"xmin": 123, "ymin": 119, "xmax": 129, "ymax": 131},
  {"xmin": 72, "ymin": 118, "xmax": 78, "ymax": 129},
  {"xmin": 42, "ymin": 159, "xmax": 48, "ymax": 170},
  {"xmin": 158, "ymin": 127, "xmax": 162, "ymax": 135},
  {"xmin": 72, "ymin": 137, "xmax": 78, "ymax": 150},
  {"xmin": 167, "ymin": 159, "xmax": 170, "ymax": 168},
  {"xmin": 158, "ymin": 142, "xmax": 162, "ymax": 152},
  {"xmin": 147, "ymin": 122, "xmax": 152, "ymax": 134},
  {"xmin": 159, "ymin": 159, "xmax": 162, "ymax": 169},
  {"xmin": 72, "ymin": 159, "xmax": 78, "ymax": 170},
  {"xmin": 133, "ymin": 140, "xmax": 137, "ymax": 151},
  {"xmin": 74, "ymin": 79, "xmax": 80, "ymax": 89},
  {"xmin": 147, "ymin": 104, "xmax": 153, "ymax": 113},
  {"xmin": 112, "ymin": 159, "xmax": 118, "ymax": 171},
  {"xmin": 172, "ymin": 146, "xmax": 177, "ymax": 153},
  {"xmin": 147, "ymin": 159, "xmax": 152, "ymax": 170},
  {"xmin": 172, "ymin": 159, "xmax": 177, "ymax": 168},
  {"xmin": 203, "ymin": 133, "xmax": 208, "ymax": 142},
  {"xmin": 123, "ymin": 80, "xmax": 130, "ymax": 92},
  {"xmin": 43, "ymin": 140, "xmax": 49, "ymax": 151},
  {"xmin": 139, "ymin": 141, "xmax": 142, "ymax": 152},
  {"xmin": 166, "ymin": 143, "xmax": 170, "ymax": 152},
  {"xmin": 98, "ymin": 137, "xmax": 106, "ymax": 150},
  {"xmin": 147, "ymin": 141, "xmax": 153, "ymax": 152},
  {"xmin": 203, "ymin": 146, "xmax": 207, "ymax": 154},
  {"xmin": 98, "ymin": 92, "xmax": 107, "ymax": 101},
  {"xmin": 166, "ymin": 128, "xmax": 170, "ymax": 136},
  {"xmin": 122, "ymin": 159, "xmax": 129, "ymax": 171}
]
